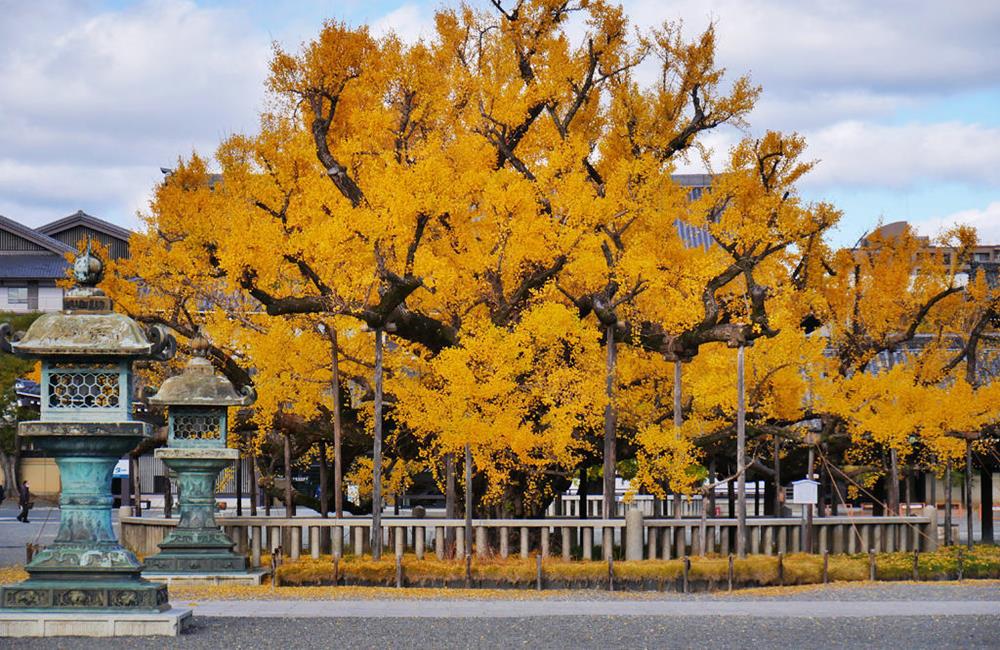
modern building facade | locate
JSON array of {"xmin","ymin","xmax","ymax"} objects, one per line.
[{"xmin": 862, "ymin": 220, "xmax": 1000, "ymax": 271}]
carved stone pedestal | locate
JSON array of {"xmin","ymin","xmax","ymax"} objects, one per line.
[
  {"xmin": 143, "ymin": 448, "xmax": 248, "ymax": 574},
  {"xmin": 0, "ymin": 425, "xmax": 168, "ymax": 613}
]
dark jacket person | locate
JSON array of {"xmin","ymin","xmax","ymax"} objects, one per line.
[{"xmin": 16, "ymin": 481, "xmax": 30, "ymax": 523}]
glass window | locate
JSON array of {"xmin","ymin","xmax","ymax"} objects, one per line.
[
  {"xmin": 975, "ymin": 252, "xmax": 990, "ymax": 262},
  {"xmin": 7, "ymin": 287, "xmax": 27, "ymax": 305}
]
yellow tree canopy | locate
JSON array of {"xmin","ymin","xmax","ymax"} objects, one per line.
[{"xmin": 98, "ymin": 0, "xmax": 1000, "ymax": 511}]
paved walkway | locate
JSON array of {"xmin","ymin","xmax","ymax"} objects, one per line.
[
  {"xmin": 0, "ymin": 503, "xmax": 59, "ymax": 567},
  {"xmin": 184, "ymin": 597, "xmax": 1000, "ymax": 618}
]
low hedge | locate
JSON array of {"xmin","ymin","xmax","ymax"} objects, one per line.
[{"xmin": 273, "ymin": 545, "xmax": 1000, "ymax": 591}]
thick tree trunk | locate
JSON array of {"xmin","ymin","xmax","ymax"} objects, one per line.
[
  {"xmin": 0, "ymin": 451, "xmax": 17, "ymax": 503},
  {"xmin": 464, "ymin": 443, "xmax": 473, "ymax": 558},
  {"xmin": 283, "ymin": 433, "xmax": 295, "ymax": 517},
  {"xmin": 872, "ymin": 478, "xmax": 885, "ymax": 516},
  {"xmin": 904, "ymin": 469, "xmax": 912, "ymax": 517},
  {"xmin": 965, "ymin": 439, "xmax": 974, "ymax": 549},
  {"xmin": 329, "ymin": 326, "xmax": 344, "ymax": 518},
  {"xmin": 445, "ymin": 453, "xmax": 456, "ymax": 555},
  {"xmin": 980, "ymin": 465, "xmax": 994, "ymax": 544},
  {"xmin": 708, "ymin": 457, "xmax": 717, "ymax": 517},
  {"xmin": 736, "ymin": 345, "xmax": 747, "ymax": 557},
  {"xmin": 887, "ymin": 448, "xmax": 900, "ymax": 516},
  {"xmin": 372, "ymin": 327, "xmax": 384, "ymax": 560},
  {"xmin": 944, "ymin": 461, "xmax": 953, "ymax": 545},
  {"xmin": 250, "ymin": 456, "xmax": 258, "ymax": 517},
  {"xmin": 602, "ymin": 324, "xmax": 617, "ymax": 519},
  {"xmin": 673, "ymin": 361, "xmax": 683, "ymax": 522},
  {"xmin": 318, "ymin": 440, "xmax": 328, "ymax": 518},
  {"xmin": 236, "ymin": 453, "xmax": 243, "ymax": 516},
  {"xmin": 773, "ymin": 436, "xmax": 781, "ymax": 516},
  {"xmin": 727, "ymin": 467, "xmax": 735, "ymax": 518}
]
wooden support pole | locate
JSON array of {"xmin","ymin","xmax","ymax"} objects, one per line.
[
  {"xmin": 371, "ymin": 327, "xmax": 384, "ymax": 560},
  {"xmin": 736, "ymin": 345, "xmax": 747, "ymax": 558}
]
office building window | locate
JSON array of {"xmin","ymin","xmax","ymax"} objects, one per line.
[
  {"xmin": 942, "ymin": 253, "xmax": 951, "ymax": 265},
  {"xmin": 975, "ymin": 252, "xmax": 990, "ymax": 262},
  {"xmin": 7, "ymin": 287, "xmax": 27, "ymax": 305}
]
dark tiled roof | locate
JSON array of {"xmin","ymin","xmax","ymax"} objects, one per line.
[
  {"xmin": 0, "ymin": 214, "xmax": 74, "ymax": 255},
  {"xmin": 674, "ymin": 218, "xmax": 715, "ymax": 250},
  {"xmin": 37, "ymin": 210, "xmax": 132, "ymax": 242},
  {"xmin": 670, "ymin": 174, "xmax": 715, "ymax": 250},
  {"xmin": 0, "ymin": 254, "xmax": 69, "ymax": 279}
]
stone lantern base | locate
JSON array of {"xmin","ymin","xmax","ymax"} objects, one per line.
[
  {"xmin": 143, "ymin": 448, "xmax": 249, "ymax": 575},
  {"xmin": 0, "ymin": 424, "xmax": 171, "ymax": 614},
  {"xmin": 0, "ymin": 577, "xmax": 168, "ymax": 611}
]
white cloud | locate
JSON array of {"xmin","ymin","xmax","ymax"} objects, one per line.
[
  {"xmin": 1, "ymin": 0, "xmax": 998, "ymax": 233},
  {"xmin": 626, "ymin": 0, "xmax": 1000, "ymax": 94},
  {"xmin": 914, "ymin": 202, "xmax": 1000, "ymax": 244},
  {"xmin": 676, "ymin": 118, "xmax": 1000, "ymax": 193},
  {"xmin": 371, "ymin": 4, "xmax": 436, "ymax": 43},
  {"xmin": 620, "ymin": 0, "xmax": 1000, "ymax": 132},
  {"xmin": 0, "ymin": 0, "xmax": 270, "ymax": 228},
  {"xmin": 801, "ymin": 121, "xmax": 1000, "ymax": 189}
]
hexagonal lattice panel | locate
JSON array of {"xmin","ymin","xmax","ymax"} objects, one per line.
[
  {"xmin": 47, "ymin": 370, "xmax": 120, "ymax": 409},
  {"xmin": 172, "ymin": 413, "xmax": 222, "ymax": 440}
]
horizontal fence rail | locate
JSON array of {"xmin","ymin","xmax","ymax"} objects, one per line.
[{"xmin": 121, "ymin": 506, "xmax": 939, "ymax": 569}]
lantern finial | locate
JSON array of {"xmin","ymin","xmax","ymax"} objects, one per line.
[
  {"xmin": 190, "ymin": 331, "xmax": 210, "ymax": 358},
  {"xmin": 72, "ymin": 236, "xmax": 104, "ymax": 287}
]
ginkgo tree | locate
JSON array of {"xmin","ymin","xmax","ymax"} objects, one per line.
[
  {"xmin": 806, "ymin": 224, "xmax": 998, "ymax": 515},
  {"xmin": 90, "ymin": 0, "xmax": 1000, "ymax": 555},
  {"xmin": 118, "ymin": 2, "xmax": 767, "ymax": 528}
]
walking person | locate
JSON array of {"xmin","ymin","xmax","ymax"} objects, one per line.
[
  {"xmin": 16, "ymin": 480, "xmax": 30, "ymax": 523},
  {"xmin": 0, "ymin": 482, "xmax": 5, "ymax": 504}
]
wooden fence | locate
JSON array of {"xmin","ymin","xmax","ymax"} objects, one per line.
[{"xmin": 121, "ymin": 506, "xmax": 938, "ymax": 568}]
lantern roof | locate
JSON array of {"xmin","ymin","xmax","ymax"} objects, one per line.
[
  {"xmin": 11, "ymin": 312, "xmax": 156, "ymax": 357},
  {"xmin": 148, "ymin": 339, "xmax": 254, "ymax": 407}
]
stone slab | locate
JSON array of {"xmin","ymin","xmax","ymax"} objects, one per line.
[
  {"xmin": 0, "ymin": 607, "xmax": 192, "ymax": 637},
  {"xmin": 143, "ymin": 570, "xmax": 268, "ymax": 586}
]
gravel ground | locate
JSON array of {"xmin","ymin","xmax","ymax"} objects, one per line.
[
  {"xmin": 158, "ymin": 580, "xmax": 1000, "ymax": 604},
  {"xmin": 705, "ymin": 581, "xmax": 1000, "ymax": 601},
  {"xmin": 5, "ymin": 615, "xmax": 999, "ymax": 649}
]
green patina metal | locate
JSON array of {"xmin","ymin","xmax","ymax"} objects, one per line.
[
  {"xmin": 143, "ymin": 336, "xmax": 255, "ymax": 574},
  {"xmin": 0, "ymin": 244, "xmax": 177, "ymax": 612}
]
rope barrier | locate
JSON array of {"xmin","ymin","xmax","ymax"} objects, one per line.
[{"xmin": 818, "ymin": 449, "xmax": 936, "ymax": 548}]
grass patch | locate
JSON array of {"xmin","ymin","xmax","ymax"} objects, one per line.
[{"xmin": 273, "ymin": 545, "xmax": 1000, "ymax": 590}]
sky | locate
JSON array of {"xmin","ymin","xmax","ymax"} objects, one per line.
[{"xmin": 0, "ymin": 0, "xmax": 998, "ymax": 247}]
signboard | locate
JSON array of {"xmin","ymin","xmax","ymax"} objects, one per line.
[
  {"xmin": 112, "ymin": 460, "xmax": 129, "ymax": 479},
  {"xmin": 788, "ymin": 478, "xmax": 818, "ymax": 505}
]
